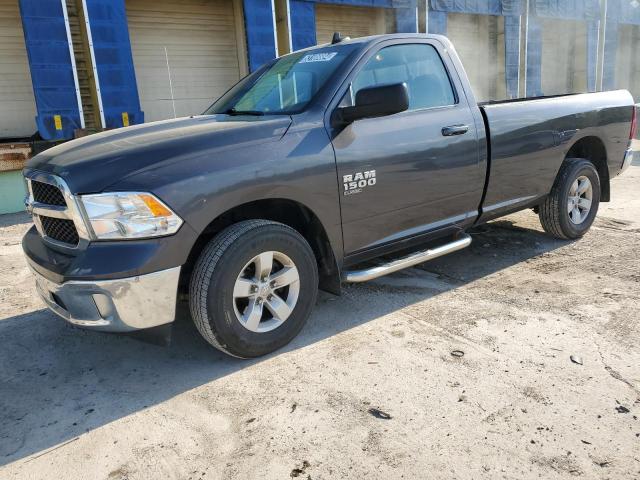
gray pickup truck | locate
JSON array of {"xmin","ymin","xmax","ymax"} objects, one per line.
[{"xmin": 22, "ymin": 34, "xmax": 636, "ymax": 358}]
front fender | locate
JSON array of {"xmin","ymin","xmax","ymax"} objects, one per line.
[{"xmin": 111, "ymin": 122, "xmax": 344, "ymax": 266}]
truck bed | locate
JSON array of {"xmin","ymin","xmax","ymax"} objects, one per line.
[
  {"xmin": 477, "ymin": 89, "xmax": 634, "ymax": 222},
  {"xmin": 478, "ymin": 92, "xmax": 580, "ymax": 107}
]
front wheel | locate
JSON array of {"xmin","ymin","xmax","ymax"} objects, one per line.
[
  {"xmin": 538, "ymin": 158, "xmax": 601, "ymax": 239},
  {"xmin": 189, "ymin": 220, "xmax": 318, "ymax": 358}
]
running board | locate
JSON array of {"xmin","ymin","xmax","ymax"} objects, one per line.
[{"xmin": 343, "ymin": 233, "xmax": 472, "ymax": 283}]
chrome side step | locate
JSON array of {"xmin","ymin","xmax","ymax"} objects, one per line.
[{"xmin": 343, "ymin": 233, "xmax": 472, "ymax": 283}]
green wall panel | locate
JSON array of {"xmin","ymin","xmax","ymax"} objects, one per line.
[{"xmin": 0, "ymin": 171, "xmax": 27, "ymax": 215}]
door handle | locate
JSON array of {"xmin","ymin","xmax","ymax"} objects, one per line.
[{"xmin": 441, "ymin": 124, "xmax": 469, "ymax": 136}]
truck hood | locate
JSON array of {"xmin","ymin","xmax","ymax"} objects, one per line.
[{"xmin": 26, "ymin": 115, "xmax": 292, "ymax": 193}]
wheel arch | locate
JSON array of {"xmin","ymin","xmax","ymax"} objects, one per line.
[
  {"xmin": 565, "ymin": 136, "xmax": 610, "ymax": 201},
  {"xmin": 180, "ymin": 198, "xmax": 341, "ymax": 296}
]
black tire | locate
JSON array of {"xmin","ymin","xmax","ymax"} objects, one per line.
[
  {"xmin": 538, "ymin": 158, "xmax": 601, "ymax": 239},
  {"xmin": 189, "ymin": 220, "xmax": 318, "ymax": 358}
]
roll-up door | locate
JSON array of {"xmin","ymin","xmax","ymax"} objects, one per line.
[
  {"xmin": 540, "ymin": 18, "xmax": 587, "ymax": 96},
  {"xmin": 315, "ymin": 4, "xmax": 394, "ymax": 45},
  {"xmin": 446, "ymin": 13, "xmax": 506, "ymax": 102},
  {"xmin": 616, "ymin": 24, "xmax": 640, "ymax": 102},
  {"xmin": 0, "ymin": 0, "xmax": 37, "ymax": 138},
  {"xmin": 126, "ymin": 0, "xmax": 245, "ymax": 122}
]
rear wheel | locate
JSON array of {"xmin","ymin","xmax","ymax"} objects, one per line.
[
  {"xmin": 538, "ymin": 158, "xmax": 601, "ymax": 239},
  {"xmin": 189, "ymin": 220, "xmax": 318, "ymax": 358}
]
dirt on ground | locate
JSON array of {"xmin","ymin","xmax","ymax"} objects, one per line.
[{"xmin": 1, "ymin": 160, "xmax": 639, "ymax": 480}]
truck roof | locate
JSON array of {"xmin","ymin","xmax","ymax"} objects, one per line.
[{"xmin": 294, "ymin": 33, "xmax": 451, "ymax": 53}]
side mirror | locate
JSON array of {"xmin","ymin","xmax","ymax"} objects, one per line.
[{"xmin": 332, "ymin": 83, "xmax": 409, "ymax": 127}]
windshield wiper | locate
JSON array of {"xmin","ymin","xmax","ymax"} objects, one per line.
[{"xmin": 223, "ymin": 108, "xmax": 265, "ymax": 116}]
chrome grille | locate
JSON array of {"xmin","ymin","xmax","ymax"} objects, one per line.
[
  {"xmin": 24, "ymin": 171, "xmax": 87, "ymax": 249},
  {"xmin": 31, "ymin": 180, "xmax": 66, "ymax": 206},
  {"xmin": 40, "ymin": 217, "xmax": 80, "ymax": 245}
]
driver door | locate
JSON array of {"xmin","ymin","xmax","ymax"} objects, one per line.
[{"xmin": 331, "ymin": 41, "xmax": 485, "ymax": 256}]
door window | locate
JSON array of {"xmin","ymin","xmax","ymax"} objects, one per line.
[{"xmin": 343, "ymin": 44, "xmax": 456, "ymax": 110}]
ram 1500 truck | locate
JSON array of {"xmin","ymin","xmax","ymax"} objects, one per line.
[{"xmin": 22, "ymin": 34, "xmax": 636, "ymax": 358}]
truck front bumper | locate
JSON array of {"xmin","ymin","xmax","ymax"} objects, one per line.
[{"xmin": 30, "ymin": 265, "xmax": 181, "ymax": 332}]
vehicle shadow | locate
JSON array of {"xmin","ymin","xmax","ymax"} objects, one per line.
[
  {"xmin": 0, "ymin": 212, "xmax": 31, "ymax": 228},
  {"xmin": 0, "ymin": 216, "xmax": 572, "ymax": 465}
]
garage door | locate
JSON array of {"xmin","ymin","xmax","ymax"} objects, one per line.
[
  {"xmin": 127, "ymin": 0, "xmax": 245, "ymax": 122},
  {"xmin": 540, "ymin": 18, "xmax": 587, "ymax": 96},
  {"xmin": 616, "ymin": 24, "xmax": 640, "ymax": 102},
  {"xmin": 0, "ymin": 0, "xmax": 37, "ymax": 138},
  {"xmin": 446, "ymin": 13, "xmax": 506, "ymax": 102},
  {"xmin": 315, "ymin": 4, "xmax": 394, "ymax": 45}
]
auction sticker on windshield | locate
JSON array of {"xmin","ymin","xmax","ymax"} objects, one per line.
[{"xmin": 299, "ymin": 52, "xmax": 338, "ymax": 63}]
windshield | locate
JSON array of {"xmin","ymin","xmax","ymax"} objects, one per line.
[{"xmin": 205, "ymin": 45, "xmax": 358, "ymax": 115}]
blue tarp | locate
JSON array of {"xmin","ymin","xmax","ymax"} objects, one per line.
[
  {"xmin": 586, "ymin": 20, "xmax": 598, "ymax": 91},
  {"xmin": 428, "ymin": 10, "xmax": 448, "ymax": 34},
  {"xmin": 290, "ymin": 0, "xmax": 317, "ymax": 51},
  {"xmin": 607, "ymin": 0, "xmax": 640, "ymax": 25},
  {"xmin": 396, "ymin": 7, "xmax": 419, "ymax": 32},
  {"xmin": 430, "ymin": 0, "xmax": 524, "ymax": 16},
  {"xmin": 504, "ymin": 15, "xmax": 520, "ymax": 98},
  {"xmin": 19, "ymin": 0, "xmax": 82, "ymax": 140},
  {"xmin": 289, "ymin": 0, "xmax": 417, "ymax": 53},
  {"xmin": 525, "ymin": 15, "xmax": 543, "ymax": 96},
  {"xmin": 313, "ymin": 0, "xmax": 394, "ymax": 7},
  {"xmin": 243, "ymin": 0, "xmax": 278, "ymax": 71},
  {"xmin": 85, "ymin": 0, "xmax": 143, "ymax": 128},
  {"xmin": 532, "ymin": 0, "xmax": 600, "ymax": 20}
]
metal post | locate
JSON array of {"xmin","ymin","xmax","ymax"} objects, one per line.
[
  {"xmin": 424, "ymin": 0, "xmax": 429, "ymax": 34},
  {"xmin": 60, "ymin": 0, "xmax": 85, "ymax": 129},
  {"xmin": 523, "ymin": 0, "xmax": 529, "ymax": 97},
  {"xmin": 285, "ymin": 0, "xmax": 293, "ymax": 52},
  {"xmin": 517, "ymin": 15, "xmax": 522, "ymax": 98},
  {"xmin": 271, "ymin": 0, "xmax": 279, "ymax": 56},
  {"xmin": 594, "ymin": 20, "xmax": 601, "ymax": 91},
  {"xmin": 164, "ymin": 47, "xmax": 176, "ymax": 119},
  {"xmin": 81, "ymin": 0, "xmax": 105, "ymax": 129},
  {"xmin": 597, "ymin": 0, "xmax": 608, "ymax": 91}
]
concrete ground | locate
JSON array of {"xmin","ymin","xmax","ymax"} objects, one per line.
[{"xmin": 1, "ymin": 159, "xmax": 639, "ymax": 480}]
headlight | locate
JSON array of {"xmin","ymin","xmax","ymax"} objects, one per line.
[{"xmin": 80, "ymin": 192, "xmax": 183, "ymax": 240}]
